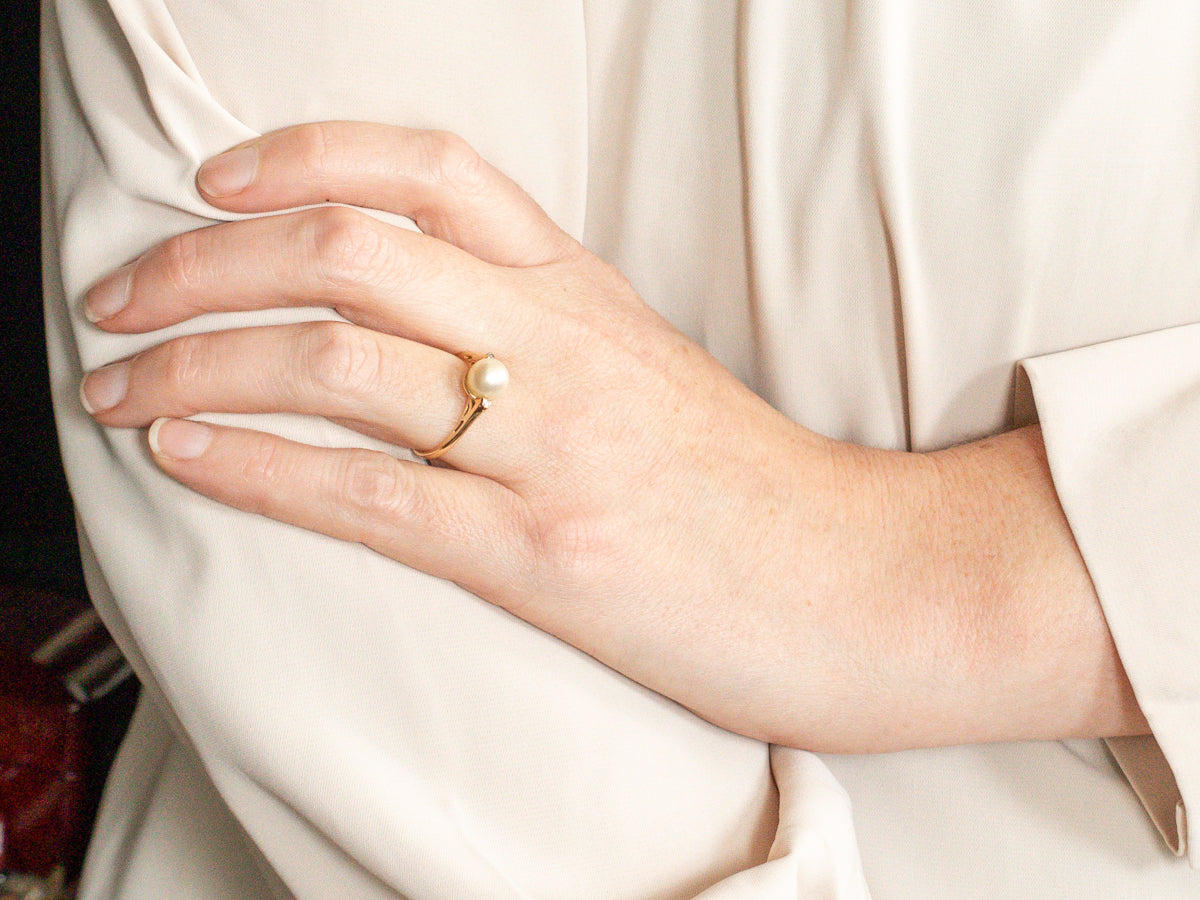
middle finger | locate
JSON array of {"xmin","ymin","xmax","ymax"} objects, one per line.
[{"xmin": 84, "ymin": 205, "xmax": 526, "ymax": 354}]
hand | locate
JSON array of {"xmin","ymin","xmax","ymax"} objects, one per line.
[{"xmin": 81, "ymin": 122, "xmax": 1147, "ymax": 751}]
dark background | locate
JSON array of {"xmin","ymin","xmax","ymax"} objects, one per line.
[
  {"xmin": 2, "ymin": 9, "xmax": 138, "ymax": 880},
  {"xmin": 2, "ymin": 1, "xmax": 87, "ymax": 609}
]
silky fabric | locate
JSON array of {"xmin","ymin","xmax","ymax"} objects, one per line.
[{"xmin": 42, "ymin": 0, "xmax": 1198, "ymax": 897}]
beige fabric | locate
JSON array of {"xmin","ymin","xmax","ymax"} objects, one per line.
[
  {"xmin": 1108, "ymin": 735, "xmax": 1187, "ymax": 856},
  {"xmin": 42, "ymin": 0, "xmax": 1198, "ymax": 896}
]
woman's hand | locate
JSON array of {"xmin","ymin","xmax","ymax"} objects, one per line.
[{"xmin": 81, "ymin": 122, "xmax": 1147, "ymax": 751}]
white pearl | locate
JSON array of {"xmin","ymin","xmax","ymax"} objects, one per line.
[{"xmin": 465, "ymin": 355, "xmax": 509, "ymax": 400}]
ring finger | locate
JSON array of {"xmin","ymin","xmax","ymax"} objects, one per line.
[{"xmin": 81, "ymin": 321, "xmax": 532, "ymax": 478}]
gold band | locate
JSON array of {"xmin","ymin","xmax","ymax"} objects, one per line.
[{"xmin": 414, "ymin": 352, "xmax": 507, "ymax": 461}]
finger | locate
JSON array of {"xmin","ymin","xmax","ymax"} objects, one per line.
[
  {"xmin": 195, "ymin": 122, "xmax": 577, "ymax": 268},
  {"xmin": 83, "ymin": 205, "xmax": 522, "ymax": 353},
  {"xmin": 146, "ymin": 418, "xmax": 531, "ymax": 597},
  {"xmin": 81, "ymin": 322, "xmax": 530, "ymax": 477}
]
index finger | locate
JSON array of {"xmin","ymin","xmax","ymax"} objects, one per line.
[{"xmin": 196, "ymin": 122, "xmax": 577, "ymax": 268}]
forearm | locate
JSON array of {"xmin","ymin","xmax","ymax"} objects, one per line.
[
  {"xmin": 78, "ymin": 120, "xmax": 1151, "ymax": 761},
  {"xmin": 925, "ymin": 425, "xmax": 1146, "ymax": 742},
  {"xmin": 759, "ymin": 424, "xmax": 1147, "ymax": 753}
]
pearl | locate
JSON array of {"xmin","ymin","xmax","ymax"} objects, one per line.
[{"xmin": 465, "ymin": 355, "xmax": 509, "ymax": 400}]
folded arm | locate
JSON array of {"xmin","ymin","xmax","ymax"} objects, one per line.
[{"xmin": 82, "ymin": 122, "xmax": 1150, "ymax": 753}]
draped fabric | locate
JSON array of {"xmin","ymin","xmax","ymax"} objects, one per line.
[{"xmin": 43, "ymin": 1, "xmax": 1198, "ymax": 896}]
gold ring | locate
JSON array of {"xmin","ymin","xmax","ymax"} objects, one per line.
[{"xmin": 414, "ymin": 352, "xmax": 509, "ymax": 460}]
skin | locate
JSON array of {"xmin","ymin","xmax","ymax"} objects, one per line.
[{"xmin": 81, "ymin": 121, "xmax": 1148, "ymax": 753}]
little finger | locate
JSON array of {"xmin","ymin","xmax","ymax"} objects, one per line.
[{"xmin": 147, "ymin": 419, "xmax": 532, "ymax": 597}]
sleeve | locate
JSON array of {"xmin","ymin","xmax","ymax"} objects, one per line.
[
  {"xmin": 42, "ymin": 0, "xmax": 870, "ymax": 897},
  {"xmin": 1020, "ymin": 322, "xmax": 1200, "ymax": 863}
]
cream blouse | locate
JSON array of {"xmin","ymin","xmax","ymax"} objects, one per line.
[{"xmin": 43, "ymin": 0, "xmax": 1197, "ymax": 896}]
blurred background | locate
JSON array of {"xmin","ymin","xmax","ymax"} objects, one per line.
[
  {"xmin": 3, "ymin": 1, "xmax": 83, "ymax": 604},
  {"xmin": 2, "ymin": 5, "xmax": 138, "ymax": 895}
]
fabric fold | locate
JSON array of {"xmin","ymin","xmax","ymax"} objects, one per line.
[
  {"xmin": 47, "ymin": 0, "xmax": 860, "ymax": 896},
  {"xmin": 1022, "ymin": 323, "xmax": 1200, "ymax": 867}
]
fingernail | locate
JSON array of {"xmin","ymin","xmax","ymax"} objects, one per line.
[
  {"xmin": 197, "ymin": 144, "xmax": 258, "ymax": 197},
  {"xmin": 80, "ymin": 362, "xmax": 130, "ymax": 414},
  {"xmin": 84, "ymin": 263, "xmax": 134, "ymax": 323},
  {"xmin": 149, "ymin": 418, "xmax": 212, "ymax": 460}
]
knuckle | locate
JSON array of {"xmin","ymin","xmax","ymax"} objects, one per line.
[
  {"xmin": 300, "ymin": 321, "xmax": 386, "ymax": 397},
  {"xmin": 293, "ymin": 121, "xmax": 344, "ymax": 178},
  {"xmin": 339, "ymin": 452, "xmax": 411, "ymax": 522},
  {"xmin": 307, "ymin": 206, "xmax": 392, "ymax": 288},
  {"xmin": 420, "ymin": 130, "xmax": 488, "ymax": 192},
  {"xmin": 160, "ymin": 334, "xmax": 208, "ymax": 393},
  {"xmin": 236, "ymin": 437, "xmax": 300, "ymax": 519},
  {"xmin": 159, "ymin": 229, "xmax": 205, "ymax": 295},
  {"xmin": 593, "ymin": 257, "xmax": 637, "ymax": 302},
  {"xmin": 239, "ymin": 435, "xmax": 293, "ymax": 489},
  {"xmin": 525, "ymin": 512, "xmax": 609, "ymax": 587}
]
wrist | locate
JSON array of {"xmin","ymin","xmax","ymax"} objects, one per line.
[{"xmin": 789, "ymin": 427, "xmax": 1147, "ymax": 752}]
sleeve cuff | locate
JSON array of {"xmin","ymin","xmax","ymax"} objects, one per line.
[
  {"xmin": 1018, "ymin": 322, "xmax": 1200, "ymax": 865},
  {"xmin": 1107, "ymin": 734, "xmax": 1187, "ymax": 857}
]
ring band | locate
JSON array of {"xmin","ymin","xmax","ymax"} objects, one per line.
[{"xmin": 414, "ymin": 352, "xmax": 509, "ymax": 460}]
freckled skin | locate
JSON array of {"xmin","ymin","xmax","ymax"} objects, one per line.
[{"xmin": 82, "ymin": 122, "xmax": 1147, "ymax": 752}]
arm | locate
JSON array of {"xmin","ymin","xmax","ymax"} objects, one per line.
[
  {"xmin": 46, "ymin": 5, "xmax": 802, "ymax": 896},
  {"xmin": 81, "ymin": 122, "xmax": 1149, "ymax": 754}
]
